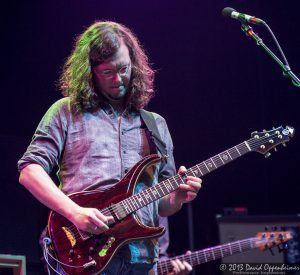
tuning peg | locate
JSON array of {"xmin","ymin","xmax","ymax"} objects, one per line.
[
  {"xmin": 251, "ymin": 131, "xmax": 258, "ymax": 135},
  {"xmin": 274, "ymin": 147, "xmax": 278, "ymax": 152},
  {"xmin": 265, "ymin": 152, "xmax": 271, "ymax": 158},
  {"xmin": 282, "ymin": 143, "xmax": 287, "ymax": 147}
]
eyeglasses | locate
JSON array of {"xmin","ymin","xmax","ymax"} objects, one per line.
[{"xmin": 95, "ymin": 63, "xmax": 131, "ymax": 79}]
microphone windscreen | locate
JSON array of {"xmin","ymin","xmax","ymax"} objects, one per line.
[{"xmin": 222, "ymin": 7, "xmax": 236, "ymax": 18}]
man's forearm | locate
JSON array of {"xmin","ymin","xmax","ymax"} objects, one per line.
[
  {"xmin": 19, "ymin": 163, "xmax": 80, "ymax": 221},
  {"xmin": 158, "ymin": 193, "xmax": 183, "ymax": 217}
]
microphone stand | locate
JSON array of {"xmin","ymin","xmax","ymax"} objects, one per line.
[{"xmin": 241, "ymin": 24, "xmax": 300, "ymax": 88}]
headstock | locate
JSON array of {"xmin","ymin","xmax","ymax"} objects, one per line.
[
  {"xmin": 255, "ymin": 231, "xmax": 293, "ymax": 251},
  {"xmin": 249, "ymin": 126, "xmax": 294, "ymax": 156}
]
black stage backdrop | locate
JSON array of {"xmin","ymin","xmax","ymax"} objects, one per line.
[{"xmin": 1, "ymin": 1, "xmax": 300, "ymax": 274}]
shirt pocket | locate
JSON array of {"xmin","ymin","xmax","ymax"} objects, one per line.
[{"xmin": 123, "ymin": 127, "xmax": 142, "ymax": 153}]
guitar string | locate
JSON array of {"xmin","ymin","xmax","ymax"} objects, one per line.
[
  {"xmin": 61, "ymin": 132, "xmax": 285, "ymax": 241},
  {"xmin": 60, "ymin": 131, "xmax": 285, "ymax": 241},
  {"xmin": 158, "ymin": 238, "xmax": 257, "ymax": 272},
  {"xmin": 56, "ymin": 131, "xmax": 287, "ymax": 241}
]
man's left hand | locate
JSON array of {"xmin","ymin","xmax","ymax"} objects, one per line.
[{"xmin": 173, "ymin": 166, "xmax": 202, "ymax": 204}]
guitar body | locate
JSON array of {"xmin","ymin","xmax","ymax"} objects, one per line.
[{"xmin": 47, "ymin": 154, "xmax": 165, "ymax": 274}]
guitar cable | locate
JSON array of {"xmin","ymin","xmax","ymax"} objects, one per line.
[{"xmin": 43, "ymin": 237, "xmax": 97, "ymax": 274}]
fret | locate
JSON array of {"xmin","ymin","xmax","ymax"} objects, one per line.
[
  {"xmin": 199, "ymin": 163, "xmax": 209, "ymax": 174},
  {"xmin": 203, "ymin": 250, "xmax": 208, "ymax": 262},
  {"xmin": 124, "ymin": 198, "xmax": 134, "ymax": 213},
  {"xmin": 177, "ymin": 175, "xmax": 185, "ymax": 185},
  {"xmin": 220, "ymin": 246, "xmax": 224, "ymax": 258},
  {"xmin": 205, "ymin": 159, "xmax": 215, "ymax": 171},
  {"xmin": 163, "ymin": 261, "xmax": 168, "ymax": 273},
  {"xmin": 164, "ymin": 179, "xmax": 173, "ymax": 192},
  {"xmin": 229, "ymin": 242, "xmax": 232, "ymax": 255},
  {"xmin": 245, "ymin": 141, "xmax": 251, "ymax": 151},
  {"xmin": 226, "ymin": 150, "xmax": 233, "ymax": 160},
  {"xmin": 144, "ymin": 191, "xmax": 150, "ymax": 204},
  {"xmin": 221, "ymin": 244, "xmax": 230, "ymax": 256},
  {"xmin": 130, "ymin": 196, "xmax": 141, "ymax": 211},
  {"xmin": 238, "ymin": 241, "xmax": 242, "ymax": 252},
  {"xmin": 212, "ymin": 155, "xmax": 223, "ymax": 167},
  {"xmin": 137, "ymin": 193, "xmax": 145, "ymax": 206},
  {"xmin": 210, "ymin": 158, "xmax": 217, "ymax": 168},
  {"xmin": 203, "ymin": 161, "xmax": 210, "ymax": 172},
  {"xmin": 120, "ymin": 201, "xmax": 129, "ymax": 215},
  {"xmin": 218, "ymin": 153, "xmax": 225, "ymax": 164},
  {"xmin": 236, "ymin": 144, "xmax": 247, "ymax": 155},
  {"xmin": 195, "ymin": 165, "xmax": 203, "ymax": 176},
  {"xmin": 204, "ymin": 249, "xmax": 213, "ymax": 261},
  {"xmin": 150, "ymin": 188, "xmax": 159, "ymax": 199},
  {"xmin": 211, "ymin": 249, "xmax": 215, "ymax": 260},
  {"xmin": 121, "ymin": 201, "xmax": 129, "ymax": 214},
  {"xmin": 228, "ymin": 148, "xmax": 239, "ymax": 159},
  {"xmin": 157, "ymin": 184, "xmax": 167, "ymax": 197},
  {"xmin": 147, "ymin": 188, "xmax": 156, "ymax": 201},
  {"xmin": 195, "ymin": 251, "xmax": 200, "ymax": 265},
  {"xmin": 235, "ymin": 146, "xmax": 242, "ymax": 156},
  {"xmin": 250, "ymin": 239, "xmax": 254, "ymax": 249},
  {"xmin": 188, "ymin": 253, "xmax": 192, "ymax": 265},
  {"xmin": 190, "ymin": 169, "xmax": 196, "ymax": 177}
]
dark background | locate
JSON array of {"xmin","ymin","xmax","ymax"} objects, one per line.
[{"xmin": 1, "ymin": 1, "xmax": 299, "ymax": 274}]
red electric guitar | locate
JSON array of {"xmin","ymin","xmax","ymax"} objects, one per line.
[{"xmin": 47, "ymin": 126, "xmax": 294, "ymax": 274}]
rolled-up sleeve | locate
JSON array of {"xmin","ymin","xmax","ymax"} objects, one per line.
[{"xmin": 17, "ymin": 98, "xmax": 68, "ymax": 174}]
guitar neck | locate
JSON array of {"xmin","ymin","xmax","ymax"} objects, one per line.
[
  {"xmin": 158, "ymin": 237, "xmax": 257, "ymax": 274},
  {"xmin": 120, "ymin": 141, "xmax": 251, "ymax": 214}
]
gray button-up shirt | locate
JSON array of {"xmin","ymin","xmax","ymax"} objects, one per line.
[{"xmin": 18, "ymin": 97, "xmax": 176, "ymax": 263}]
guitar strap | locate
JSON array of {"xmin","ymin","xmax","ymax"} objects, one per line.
[{"xmin": 140, "ymin": 109, "xmax": 168, "ymax": 157}]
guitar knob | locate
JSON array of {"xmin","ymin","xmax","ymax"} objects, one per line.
[
  {"xmin": 89, "ymin": 247, "xmax": 96, "ymax": 254},
  {"xmin": 69, "ymin": 249, "xmax": 75, "ymax": 257}
]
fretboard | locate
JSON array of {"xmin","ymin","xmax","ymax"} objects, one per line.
[
  {"xmin": 119, "ymin": 141, "xmax": 251, "ymax": 216},
  {"xmin": 158, "ymin": 237, "xmax": 257, "ymax": 274}
]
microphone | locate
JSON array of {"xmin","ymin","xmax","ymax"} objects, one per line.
[{"xmin": 222, "ymin": 7, "xmax": 265, "ymax": 26}]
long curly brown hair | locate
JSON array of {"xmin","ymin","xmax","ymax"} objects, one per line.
[{"xmin": 59, "ymin": 21, "xmax": 155, "ymax": 112}]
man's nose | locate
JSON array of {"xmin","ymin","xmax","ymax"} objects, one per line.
[{"xmin": 112, "ymin": 72, "xmax": 122, "ymax": 82}]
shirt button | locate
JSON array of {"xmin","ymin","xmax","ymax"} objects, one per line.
[
  {"xmin": 124, "ymin": 169, "xmax": 128, "ymax": 173},
  {"xmin": 123, "ymin": 150, "xmax": 126, "ymax": 154}
]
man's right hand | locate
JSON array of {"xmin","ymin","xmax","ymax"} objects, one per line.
[{"xmin": 70, "ymin": 207, "xmax": 114, "ymax": 235}]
